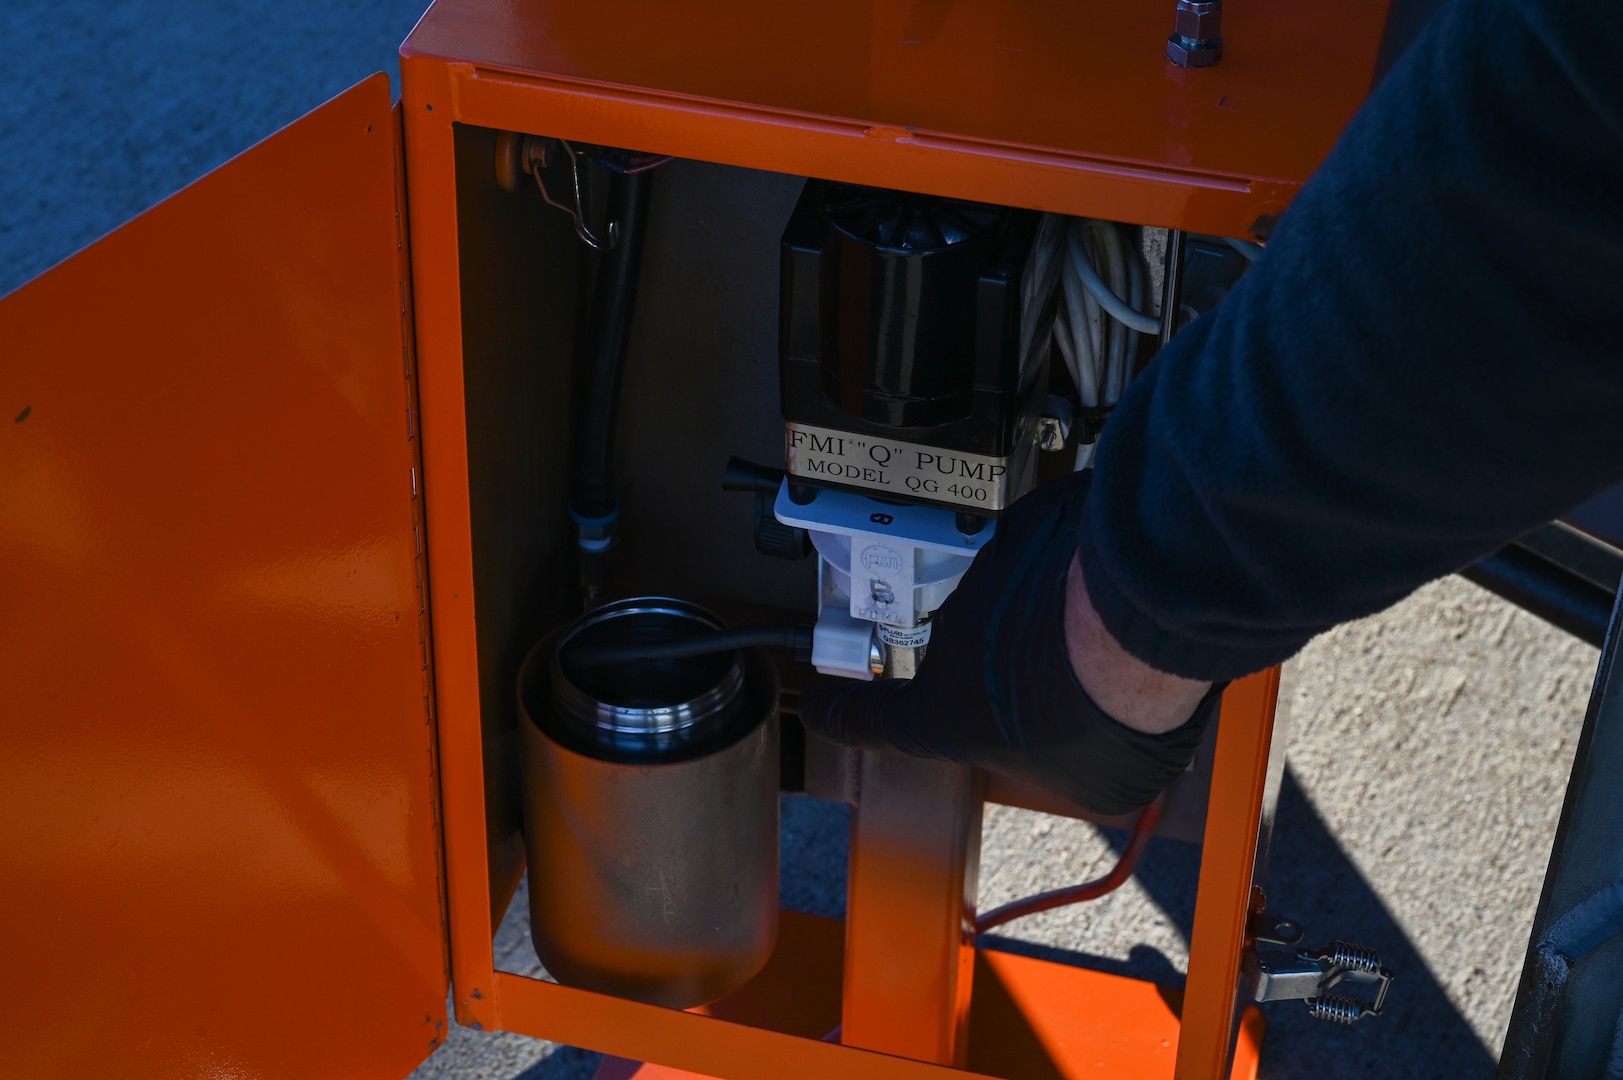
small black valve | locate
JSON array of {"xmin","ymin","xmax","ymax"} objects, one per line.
[{"xmin": 723, "ymin": 457, "xmax": 813, "ymax": 560}]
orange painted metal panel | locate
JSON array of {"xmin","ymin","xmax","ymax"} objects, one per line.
[
  {"xmin": 1176, "ymin": 668, "xmax": 1285, "ymax": 1079},
  {"xmin": 495, "ymin": 912, "xmax": 969, "ymax": 1078},
  {"xmin": 694, "ymin": 910, "xmax": 844, "ymax": 1041},
  {"xmin": 0, "ymin": 75, "xmax": 448, "ymax": 1079},
  {"xmin": 496, "ymin": 970, "xmax": 986, "ymax": 1080},
  {"xmin": 550, "ymin": 911, "xmax": 1264, "ymax": 1080},
  {"xmin": 403, "ymin": 0, "xmax": 1391, "ymax": 235},
  {"xmin": 970, "ymin": 950, "xmax": 1263, "ymax": 1080}
]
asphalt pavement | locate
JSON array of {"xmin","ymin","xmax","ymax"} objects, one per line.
[{"xmin": 3, "ymin": 5, "xmax": 1597, "ymax": 1078}]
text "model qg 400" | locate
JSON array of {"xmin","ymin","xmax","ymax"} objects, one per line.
[{"xmin": 785, "ymin": 422, "xmax": 1019, "ymax": 511}]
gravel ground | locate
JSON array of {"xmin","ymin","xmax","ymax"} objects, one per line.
[
  {"xmin": 973, "ymin": 576, "xmax": 1592, "ymax": 1080},
  {"xmin": 3, "ymin": 5, "xmax": 1597, "ymax": 1078}
]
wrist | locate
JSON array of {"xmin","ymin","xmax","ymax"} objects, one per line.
[{"xmin": 1064, "ymin": 549, "xmax": 1212, "ymax": 735}]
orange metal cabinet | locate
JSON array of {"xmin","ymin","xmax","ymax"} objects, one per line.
[
  {"xmin": 2, "ymin": 0, "xmax": 1394, "ymax": 1076},
  {"xmin": 397, "ymin": 1, "xmax": 1385, "ymax": 1078},
  {"xmin": 0, "ymin": 77, "xmax": 448, "ymax": 1078}
]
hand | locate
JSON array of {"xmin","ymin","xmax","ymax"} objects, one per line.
[{"xmin": 796, "ymin": 469, "xmax": 1223, "ymax": 816}]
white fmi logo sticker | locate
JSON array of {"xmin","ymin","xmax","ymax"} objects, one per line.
[
  {"xmin": 785, "ymin": 422, "xmax": 1016, "ymax": 510},
  {"xmin": 850, "ymin": 534, "xmax": 916, "ymax": 627}
]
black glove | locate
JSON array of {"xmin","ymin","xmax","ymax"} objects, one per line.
[{"xmin": 797, "ymin": 469, "xmax": 1223, "ymax": 817}]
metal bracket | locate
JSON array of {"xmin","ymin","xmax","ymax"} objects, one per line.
[
  {"xmin": 1247, "ymin": 910, "xmax": 1305, "ymax": 947},
  {"xmin": 493, "ymin": 132, "xmax": 618, "ymax": 250},
  {"xmin": 533, "ymin": 139, "xmax": 617, "ymax": 251},
  {"xmin": 1245, "ymin": 923, "xmax": 1395, "ymax": 1025}
]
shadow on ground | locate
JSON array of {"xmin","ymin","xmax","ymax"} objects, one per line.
[
  {"xmin": 512, "ymin": 1046, "xmax": 603, "ymax": 1080},
  {"xmin": 984, "ymin": 767, "xmax": 1498, "ymax": 1079}
]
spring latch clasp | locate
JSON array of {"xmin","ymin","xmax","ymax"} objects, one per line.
[{"xmin": 1244, "ymin": 914, "xmax": 1395, "ymax": 1025}]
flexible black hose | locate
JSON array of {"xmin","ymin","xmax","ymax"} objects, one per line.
[
  {"xmin": 565, "ymin": 625, "xmax": 813, "ymax": 667},
  {"xmin": 572, "ymin": 167, "xmax": 653, "ymax": 521}
]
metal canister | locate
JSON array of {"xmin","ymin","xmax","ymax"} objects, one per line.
[{"xmin": 517, "ymin": 598, "xmax": 779, "ymax": 1009}]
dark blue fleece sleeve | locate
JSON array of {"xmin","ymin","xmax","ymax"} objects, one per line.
[{"xmin": 1079, "ymin": 0, "xmax": 1623, "ymax": 681}]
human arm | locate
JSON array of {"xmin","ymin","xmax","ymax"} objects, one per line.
[
  {"xmin": 799, "ymin": 0, "xmax": 1623, "ymax": 811},
  {"xmin": 1080, "ymin": 0, "xmax": 1623, "ymax": 680}
]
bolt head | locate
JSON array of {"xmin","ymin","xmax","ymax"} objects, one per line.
[
  {"xmin": 1037, "ymin": 416, "xmax": 1067, "ymax": 452},
  {"xmin": 1167, "ymin": 34, "xmax": 1223, "ymax": 67}
]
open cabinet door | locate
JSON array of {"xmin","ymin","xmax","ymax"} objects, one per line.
[{"xmin": 0, "ymin": 75, "xmax": 447, "ymax": 1078}]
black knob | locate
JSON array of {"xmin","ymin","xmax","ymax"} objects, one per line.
[{"xmin": 724, "ymin": 457, "xmax": 813, "ymax": 560}]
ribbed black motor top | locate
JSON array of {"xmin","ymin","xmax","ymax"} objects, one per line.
[{"xmin": 821, "ymin": 184, "xmax": 1002, "ymax": 252}]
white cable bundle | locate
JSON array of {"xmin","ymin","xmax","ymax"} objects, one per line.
[
  {"xmin": 1022, "ymin": 215, "xmax": 1158, "ymax": 470},
  {"xmin": 1017, "ymin": 213, "xmax": 1067, "ymax": 388}
]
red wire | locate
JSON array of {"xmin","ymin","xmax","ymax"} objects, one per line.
[{"xmin": 973, "ymin": 793, "xmax": 1166, "ymax": 936}]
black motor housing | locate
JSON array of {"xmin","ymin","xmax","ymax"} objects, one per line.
[{"xmin": 779, "ymin": 181, "xmax": 1042, "ymax": 513}]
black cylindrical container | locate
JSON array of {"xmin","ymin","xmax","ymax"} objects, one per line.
[{"xmin": 518, "ymin": 598, "xmax": 779, "ymax": 1009}]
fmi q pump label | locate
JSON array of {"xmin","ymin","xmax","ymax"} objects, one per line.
[{"xmin": 785, "ymin": 422, "xmax": 1015, "ymax": 511}]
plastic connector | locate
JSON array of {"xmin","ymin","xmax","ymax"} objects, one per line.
[
  {"xmin": 811, "ymin": 609, "xmax": 878, "ymax": 682},
  {"xmin": 724, "ymin": 456, "xmax": 812, "ymax": 560}
]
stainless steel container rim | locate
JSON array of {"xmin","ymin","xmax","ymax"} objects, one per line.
[{"xmin": 549, "ymin": 597, "xmax": 745, "ymax": 738}]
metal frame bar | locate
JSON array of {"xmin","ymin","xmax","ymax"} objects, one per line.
[
  {"xmin": 1498, "ymin": 585, "xmax": 1623, "ymax": 1078},
  {"xmin": 1178, "ymin": 668, "xmax": 1286, "ymax": 1079},
  {"xmin": 496, "ymin": 970, "xmax": 981, "ymax": 1080},
  {"xmin": 1460, "ymin": 522, "xmax": 1623, "ymax": 648},
  {"xmin": 841, "ymin": 753, "xmax": 983, "ymax": 1065}
]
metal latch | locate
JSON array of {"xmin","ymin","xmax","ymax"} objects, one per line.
[{"xmin": 1244, "ymin": 912, "xmax": 1395, "ymax": 1024}]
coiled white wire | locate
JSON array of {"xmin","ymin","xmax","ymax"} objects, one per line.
[{"xmin": 1020, "ymin": 215, "xmax": 1158, "ymax": 469}]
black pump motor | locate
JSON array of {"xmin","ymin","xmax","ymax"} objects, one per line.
[{"xmin": 779, "ymin": 181, "xmax": 1043, "ymax": 515}]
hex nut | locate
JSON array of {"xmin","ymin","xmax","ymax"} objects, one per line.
[
  {"xmin": 1173, "ymin": 0, "xmax": 1222, "ymax": 43},
  {"xmin": 1167, "ymin": 0, "xmax": 1222, "ymax": 67},
  {"xmin": 1167, "ymin": 34, "xmax": 1223, "ymax": 67}
]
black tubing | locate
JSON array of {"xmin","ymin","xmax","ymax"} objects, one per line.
[
  {"xmin": 566, "ymin": 625, "xmax": 812, "ymax": 667},
  {"xmin": 572, "ymin": 167, "xmax": 654, "ymax": 521},
  {"xmin": 722, "ymin": 455, "xmax": 786, "ymax": 495}
]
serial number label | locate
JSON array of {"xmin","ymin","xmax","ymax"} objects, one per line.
[
  {"xmin": 878, "ymin": 623, "xmax": 931, "ymax": 649},
  {"xmin": 784, "ymin": 423, "xmax": 1014, "ymax": 510}
]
